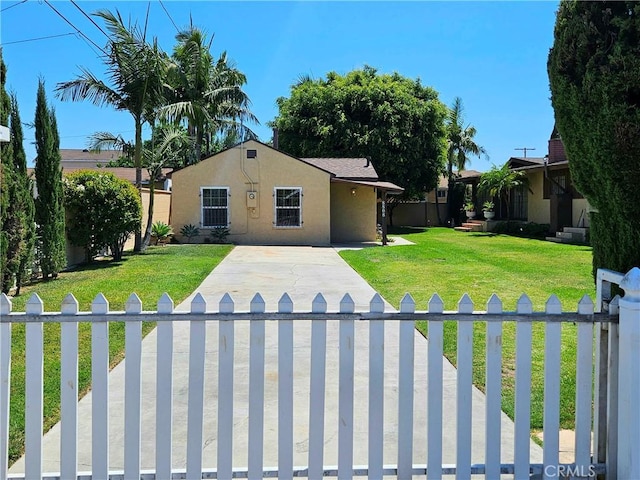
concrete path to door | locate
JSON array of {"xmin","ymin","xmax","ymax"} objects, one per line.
[{"xmin": 10, "ymin": 245, "xmax": 542, "ymax": 475}]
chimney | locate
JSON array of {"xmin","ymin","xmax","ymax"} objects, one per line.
[
  {"xmin": 272, "ymin": 127, "xmax": 279, "ymax": 150},
  {"xmin": 365, "ymin": 156, "xmax": 370, "ymax": 167},
  {"xmin": 548, "ymin": 138, "xmax": 566, "ymax": 163}
]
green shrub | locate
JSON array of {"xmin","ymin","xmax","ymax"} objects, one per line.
[
  {"xmin": 210, "ymin": 226, "xmax": 230, "ymax": 244},
  {"xmin": 492, "ymin": 221, "xmax": 550, "ymax": 239},
  {"xmin": 151, "ymin": 221, "xmax": 172, "ymax": 245},
  {"xmin": 179, "ymin": 223, "xmax": 200, "ymax": 243}
]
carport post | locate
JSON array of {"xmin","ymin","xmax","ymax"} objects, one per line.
[{"xmin": 381, "ymin": 188, "xmax": 388, "ymax": 246}]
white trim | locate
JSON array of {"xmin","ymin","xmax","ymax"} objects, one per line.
[
  {"xmin": 273, "ymin": 187, "xmax": 303, "ymax": 228},
  {"xmin": 200, "ymin": 186, "xmax": 230, "ymax": 228}
]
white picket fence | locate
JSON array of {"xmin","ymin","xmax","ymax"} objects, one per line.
[{"xmin": 1, "ymin": 267, "xmax": 639, "ymax": 480}]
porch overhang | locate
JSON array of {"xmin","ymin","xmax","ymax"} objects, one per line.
[{"xmin": 330, "ymin": 177, "xmax": 404, "ymax": 194}]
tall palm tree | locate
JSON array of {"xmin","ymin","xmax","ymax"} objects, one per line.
[
  {"xmin": 55, "ymin": 9, "xmax": 170, "ymax": 252},
  {"xmin": 445, "ymin": 97, "xmax": 486, "ymax": 225},
  {"xmin": 161, "ymin": 25, "xmax": 258, "ymax": 162}
]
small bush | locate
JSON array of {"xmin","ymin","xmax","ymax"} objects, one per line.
[
  {"xmin": 151, "ymin": 222, "xmax": 173, "ymax": 245},
  {"xmin": 179, "ymin": 224, "xmax": 200, "ymax": 243},
  {"xmin": 492, "ymin": 221, "xmax": 550, "ymax": 239},
  {"xmin": 210, "ymin": 226, "xmax": 230, "ymax": 244}
]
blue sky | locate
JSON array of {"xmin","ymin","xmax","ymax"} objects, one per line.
[{"xmin": 1, "ymin": 1, "xmax": 559, "ymax": 172}]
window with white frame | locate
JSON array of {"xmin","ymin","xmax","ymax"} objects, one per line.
[
  {"xmin": 201, "ymin": 187, "xmax": 229, "ymax": 227},
  {"xmin": 274, "ymin": 187, "xmax": 302, "ymax": 227}
]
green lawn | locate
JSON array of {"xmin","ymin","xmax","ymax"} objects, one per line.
[
  {"xmin": 6, "ymin": 244, "xmax": 232, "ymax": 464},
  {"xmin": 340, "ymin": 227, "xmax": 595, "ymax": 432}
]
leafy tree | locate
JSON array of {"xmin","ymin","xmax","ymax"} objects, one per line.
[
  {"xmin": 56, "ymin": 9, "xmax": 169, "ymax": 252},
  {"xmin": 478, "ymin": 163, "xmax": 527, "ymax": 221},
  {"xmin": 162, "ymin": 25, "xmax": 258, "ymax": 162},
  {"xmin": 445, "ymin": 97, "xmax": 486, "ymax": 225},
  {"xmin": 10, "ymin": 93, "xmax": 36, "ymax": 295},
  {"xmin": 64, "ymin": 170, "xmax": 141, "ymax": 262},
  {"xmin": 548, "ymin": 1, "xmax": 640, "ymax": 276},
  {"xmin": 0, "ymin": 53, "xmax": 15, "ymax": 292},
  {"xmin": 272, "ymin": 66, "xmax": 447, "ymax": 222},
  {"xmin": 34, "ymin": 79, "xmax": 66, "ymax": 279}
]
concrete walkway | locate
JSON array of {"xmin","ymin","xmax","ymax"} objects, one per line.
[{"xmin": 10, "ymin": 245, "xmax": 542, "ymax": 475}]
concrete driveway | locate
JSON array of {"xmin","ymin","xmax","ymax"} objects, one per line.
[{"xmin": 10, "ymin": 245, "xmax": 542, "ymax": 475}]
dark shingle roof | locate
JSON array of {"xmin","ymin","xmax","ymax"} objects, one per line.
[
  {"xmin": 59, "ymin": 149, "xmax": 123, "ymax": 162},
  {"xmin": 301, "ymin": 157, "xmax": 378, "ymax": 180}
]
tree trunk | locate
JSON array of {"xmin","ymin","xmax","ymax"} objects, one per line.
[
  {"xmin": 434, "ymin": 189, "xmax": 442, "ymax": 226},
  {"xmin": 142, "ymin": 176, "xmax": 156, "ymax": 250},
  {"xmin": 446, "ymin": 160, "xmax": 454, "ymax": 226},
  {"xmin": 133, "ymin": 118, "xmax": 143, "ymax": 252}
]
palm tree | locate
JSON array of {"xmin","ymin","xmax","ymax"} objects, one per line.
[
  {"xmin": 445, "ymin": 97, "xmax": 486, "ymax": 225},
  {"xmin": 478, "ymin": 163, "xmax": 528, "ymax": 220},
  {"xmin": 88, "ymin": 123, "xmax": 192, "ymax": 249},
  {"xmin": 161, "ymin": 25, "xmax": 258, "ymax": 162},
  {"xmin": 55, "ymin": 9, "xmax": 170, "ymax": 252}
]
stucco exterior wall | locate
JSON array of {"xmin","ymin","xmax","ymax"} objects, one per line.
[
  {"xmin": 330, "ymin": 182, "xmax": 376, "ymax": 242},
  {"xmin": 573, "ymin": 199, "xmax": 590, "ymax": 228},
  {"xmin": 526, "ymin": 170, "xmax": 550, "ymax": 224},
  {"xmin": 171, "ymin": 141, "xmax": 332, "ymax": 245}
]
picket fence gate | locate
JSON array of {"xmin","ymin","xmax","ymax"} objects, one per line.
[{"xmin": 1, "ymin": 267, "xmax": 639, "ymax": 480}]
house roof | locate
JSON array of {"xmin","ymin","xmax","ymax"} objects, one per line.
[
  {"xmin": 62, "ymin": 166, "xmax": 172, "ymax": 183},
  {"xmin": 301, "ymin": 157, "xmax": 378, "ymax": 180},
  {"xmin": 59, "ymin": 149, "xmax": 123, "ymax": 163},
  {"xmin": 27, "ymin": 166, "xmax": 172, "ymax": 184},
  {"xmin": 507, "ymin": 156, "xmax": 546, "ymax": 168},
  {"xmin": 437, "ymin": 170, "xmax": 482, "ymax": 189}
]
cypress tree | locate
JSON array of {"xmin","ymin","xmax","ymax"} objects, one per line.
[
  {"xmin": 548, "ymin": 1, "xmax": 640, "ymax": 277},
  {"xmin": 0, "ymin": 53, "xmax": 16, "ymax": 292},
  {"xmin": 34, "ymin": 79, "xmax": 66, "ymax": 279},
  {"xmin": 10, "ymin": 93, "xmax": 36, "ymax": 294}
]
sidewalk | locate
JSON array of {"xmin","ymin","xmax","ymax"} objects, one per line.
[{"xmin": 10, "ymin": 245, "xmax": 542, "ymax": 474}]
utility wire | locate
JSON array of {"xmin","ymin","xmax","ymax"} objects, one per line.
[
  {"xmin": 69, "ymin": 0, "xmax": 110, "ymax": 40},
  {"xmin": 159, "ymin": 0, "xmax": 180, "ymax": 33},
  {"xmin": 1, "ymin": 0, "xmax": 28, "ymax": 13},
  {"xmin": 1, "ymin": 32, "xmax": 76, "ymax": 46},
  {"xmin": 43, "ymin": 0, "xmax": 107, "ymax": 56}
]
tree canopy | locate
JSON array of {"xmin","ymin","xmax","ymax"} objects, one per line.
[
  {"xmin": 271, "ymin": 66, "xmax": 448, "ymax": 200},
  {"xmin": 548, "ymin": 1, "xmax": 640, "ymax": 275},
  {"xmin": 64, "ymin": 170, "xmax": 142, "ymax": 262}
]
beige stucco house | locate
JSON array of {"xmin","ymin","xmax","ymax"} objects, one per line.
[{"xmin": 170, "ymin": 140, "xmax": 402, "ymax": 245}]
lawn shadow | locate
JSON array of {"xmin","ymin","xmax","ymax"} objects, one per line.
[{"xmin": 388, "ymin": 225, "xmax": 428, "ymax": 235}]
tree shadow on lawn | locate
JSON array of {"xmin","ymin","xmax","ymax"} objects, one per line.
[{"xmin": 388, "ymin": 226, "xmax": 428, "ymax": 235}]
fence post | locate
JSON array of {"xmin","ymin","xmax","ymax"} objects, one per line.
[{"xmin": 617, "ymin": 267, "xmax": 640, "ymax": 479}]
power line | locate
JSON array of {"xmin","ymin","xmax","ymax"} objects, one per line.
[
  {"xmin": 43, "ymin": 0, "xmax": 107, "ymax": 56},
  {"xmin": 69, "ymin": 0, "xmax": 110, "ymax": 40},
  {"xmin": 158, "ymin": 0, "xmax": 180, "ymax": 33},
  {"xmin": 1, "ymin": 32, "xmax": 76, "ymax": 46},
  {"xmin": 1, "ymin": 0, "xmax": 28, "ymax": 13}
]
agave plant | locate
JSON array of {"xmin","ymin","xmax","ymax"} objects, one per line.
[
  {"xmin": 151, "ymin": 221, "xmax": 173, "ymax": 245},
  {"xmin": 179, "ymin": 223, "xmax": 200, "ymax": 243}
]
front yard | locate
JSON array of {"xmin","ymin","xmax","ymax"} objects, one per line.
[
  {"xmin": 340, "ymin": 227, "xmax": 594, "ymax": 432},
  {"xmin": 6, "ymin": 244, "xmax": 232, "ymax": 464}
]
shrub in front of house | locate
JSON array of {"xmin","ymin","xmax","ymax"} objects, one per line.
[
  {"xmin": 492, "ymin": 221, "xmax": 551, "ymax": 239},
  {"xmin": 64, "ymin": 170, "xmax": 142, "ymax": 262}
]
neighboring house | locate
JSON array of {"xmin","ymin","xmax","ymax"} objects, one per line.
[
  {"xmin": 170, "ymin": 139, "xmax": 403, "ymax": 245},
  {"xmin": 389, "ymin": 170, "xmax": 481, "ymax": 227},
  {"xmin": 507, "ymin": 130, "xmax": 589, "ymax": 233},
  {"xmin": 59, "ymin": 149, "xmax": 172, "ymax": 190}
]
